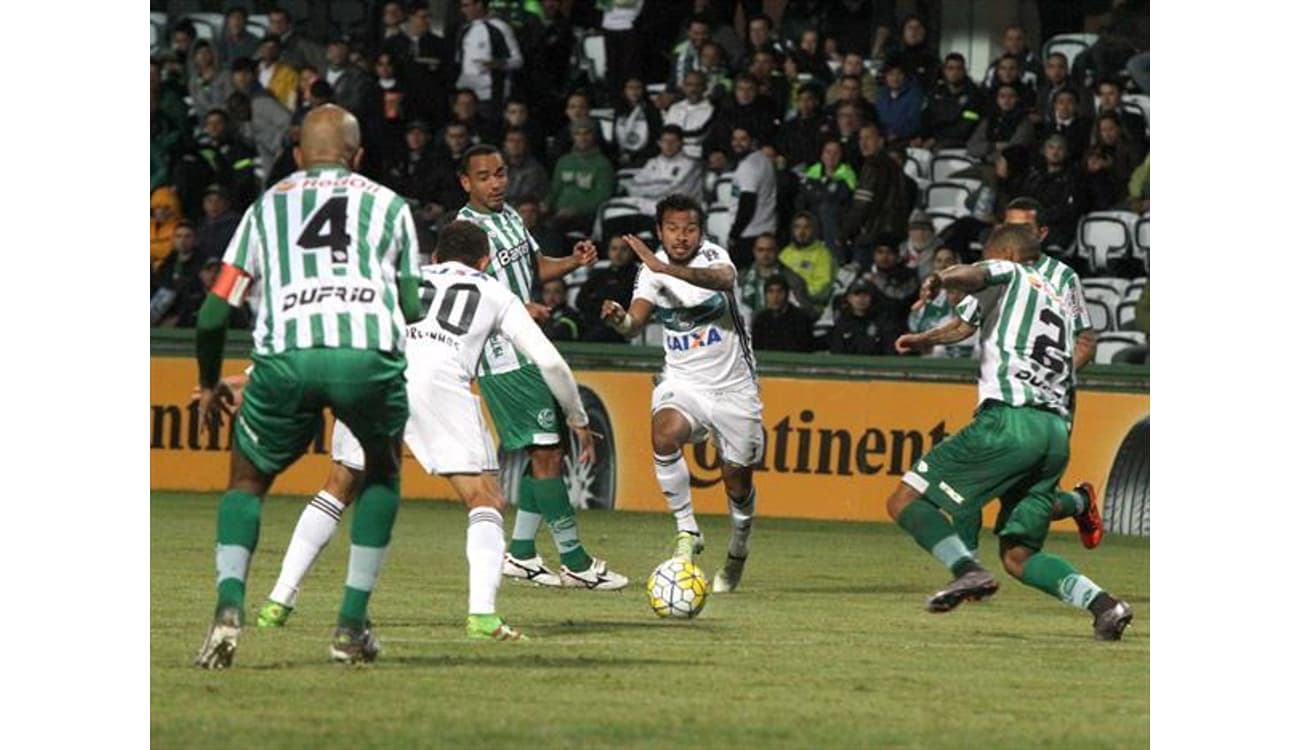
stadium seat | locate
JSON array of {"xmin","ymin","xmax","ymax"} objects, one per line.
[
  {"xmin": 1086, "ymin": 299, "xmax": 1113, "ymax": 332},
  {"xmin": 589, "ymin": 108, "xmax": 615, "ymax": 143},
  {"xmin": 1121, "ymin": 93, "xmax": 1150, "ymax": 130},
  {"xmin": 1133, "ymin": 214, "xmax": 1149, "ymax": 273},
  {"xmin": 1124, "ymin": 278, "xmax": 1146, "ymax": 302},
  {"xmin": 926, "ymin": 204, "xmax": 969, "ymax": 236},
  {"xmin": 248, "ymin": 14, "xmax": 270, "ymax": 36},
  {"xmin": 616, "ymin": 167, "xmax": 640, "ymax": 196},
  {"xmin": 706, "ymin": 207, "xmax": 733, "ymax": 244},
  {"xmin": 183, "ymin": 12, "xmax": 224, "ymax": 41},
  {"xmin": 593, "ymin": 199, "xmax": 654, "ymax": 243},
  {"xmin": 923, "ymin": 179, "xmax": 981, "ymax": 210},
  {"xmin": 905, "ymin": 147, "xmax": 933, "ymax": 183},
  {"xmin": 1083, "ymin": 277, "xmax": 1126, "ymax": 298},
  {"xmin": 1115, "ymin": 300, "xmax": 1139, "ymax": 330},
  {"xmin": 1041, "ymin": 33, "xmax": 1098, "ymax": 71},
  {"xmin": 1094, "ymin": 332, "xmax": 1146, "ymax": 364},
  {"xmin": 1083, "ymin": 279, "xmax": 1123, "ymax": 332},
  {"xmin": 930, "ymin": 150, "xmax": 976, "ymax": 182},
  {"xmin": 712, "ymin": 175, "xmax": 737, "ymax": 209},
  {"xmin": 151, "ymin": 20, "xmax": 163, "ymax": 55},
  {"xmin": 580, "ymin": 33, "xmax": 608, "ymax": 83},
  {"xmin": 1076, "ymin": 211, "xmax": 1138, "ymax": 275}
]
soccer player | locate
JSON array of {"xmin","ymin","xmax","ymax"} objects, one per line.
[
  {"xmin": 455, "ymin": 144, "xmax": 627, "ymax": 591},
  {"xmin": 193, "ymin": 104, "xmax": 423, "ymax": 668},
  {"xmin": 329, "ymin": 220, "xmax": 600, "ymax": 640},
  {"xmin": 890, "ymin": 224, "xmax": 1133, "ymax": 640},
  {"xmin": 599, "ymin": 194, "xmax": 763, "ymax": 593}
]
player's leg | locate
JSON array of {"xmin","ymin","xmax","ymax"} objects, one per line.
[
  {"xmin": 651, "ymin": 406, "xmax": 703, "ymax": 559},
  {"xmin": 711, "ymin": 390, "xmax": 765, "ymax": 592},
  {"xmin": 258, "ymin": 458, "xmax": 362, "ymax": 627},
  {"xmin": 447, "ymin": 473, "xmax": 527, "ymax": 641},
  {"xmin": 1050, "ymin": 481, "xmax": 1104, "ymax": 549},
  {"xmin": 886, "ymin": 482, "xmax": 997, "ymax": 612},
  {"xmin": 715, "ymin": 464, "xmax": 756, "ymax": 592}
]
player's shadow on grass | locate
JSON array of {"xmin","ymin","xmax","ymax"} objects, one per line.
[
  {"xmin": 762, "ymin": 583, "xmax": 920, "ymax": 595},
  {"xmin": 378, "ymin": 653, "xmax": 700, "ymax": 669},
  {"xmin": 533, "ymin": 618, "xmax": 722, "ymax": 636}
]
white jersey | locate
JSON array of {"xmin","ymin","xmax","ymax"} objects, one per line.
[
  {"xmin": 633, "ymin": 241, "xmax": 757, "ymax": 391},
  {"xmin": 626, "ymin": 153, "xmax": 704, "ymax": 203},
  {"xmin": 732, "ymin": 150, "xmax": 777, "ymax": 237},
  {"xmin": 455, "ymin": 18, "xmax": 523, "ymax": 103},
  {"xmin": 409, "ymin": 261, "xmax": 534, "ymax": 385}
]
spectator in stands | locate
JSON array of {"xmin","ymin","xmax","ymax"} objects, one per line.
[
  {"xmin": 218, "ymin": 7, "xmax": 261, "ymax": 68},
  {"xmin": 992, "ymin": 143, "xmax": 1033, "ymax": 216},
  {"xmin": 751, "ymin": 276, "xmax": 816, "ymax": 353},
  {"xmin": 738, "ymin": 13, "xmax": 788, "ymax": 72},
  {"xmin": 876, "ymin": 58, "xmax": 925, "ymax": 145},
  {"xmin": 169, "ymin": 19, "xmax": 197, "ymax": 69},
  {"xmin": 1038, "ymin": 88, "xmax": 1091, "ymax": 166},
  {"xmin": 780, "ymin": 211, "xmax": 835, "ymax": 312},
  {"xmin": 890, "ymin": 15, "xmax": 940, "ymax": 89},
  {"xmin": 613, "ymin": 77, "xmax": 663, "ymax": 169},
  {"xmin": 1095, "ymin": 78, "xmax": 1148, "ymax": 148},
  {"xmin": 502, "ymin": 127, "xmax": 550, "ymax": 207},
  {"xmin": 727, "ymin": 125, "xmax": 778, "ymax": 268},
  {"xmin": 705, "ymin": 74, "xmax": 780, "ymax": 165},
  {"xmin": 455, "ymin": 0, "xmax": 524, "ymax": 120},
  {"xmin": 503, "ymin": 98, "xmax": 546, "ymax": 157},
  {"xmin": 1079, "ymin": 145, "xmax": 1127, "ymax": 214},
  {"xmin": 548, "ymin": 119, "xmax": 615, "ymax": 235},
  {"xmin": 198, "ymin": 108, "xmax": 260, "ymax": 211},
  {"xmin": 385, "ymin": 120, "xmax": 440, "ymax": 223},
  {"xmin": 739, "ymin": 233, "xmax": 812, "ymax": 313},
  {"xmin": 548, "ymin": 90, "xmax": 611, "ymax": 168},
  {"xmin": 672, "ymin": 14, "xmax": 713, "ymax": 89},
  {"xmin": 664, "ymin": 71, "xmax": 716, "ymax": 161},
  {"xmin": 747, "ymin": 49, "xmax": 789, "ymax": 113},
  {"xmin": 324, "ymin": 38, "xmax": 371, "ymax": 119},
  {"xmin": 825, "ymin": 73, "xmax": 878, "ymax": 125},
  {"xmin": 625, "ymin": 125, "xmax": 704, "ymax": 205},
  {"xmin": 900, "ymin": 210, "xmax": 942, "ymax": 278},
  {"xmin": 966, "ymin": 83, "xmax": 1035, "ymax": 161},
  {"xmin": 833, "ymin": 101, "xmax": 865, "ymax": 173},
  {"xmin": 1092, "ymin": 111, "xmax": 1143, "ymax": 184},
  {"xmin": 828, "ymin": 277, "xmax": 903, "ymax": 356},
  {"xmin": 540, "ymin": 279, "xmax": 583, "ymax": 341},
  {"xmin": 762, "ymin": 142, "xmax": 799, "ymax": 238},
  {"xmin": 226, "ymin": 58, "xmax": 291, "ymax": 182},
  {"xmin": 921, "ymin": 53, "xmax": 984, "ymax": 150},
  {"xmin": 1024, "ymin": 133, "xmax": 1083, "ymax": 251},
  {"xmin": 1035, "ymin": 52, "xmax": 1093, "ymax": 124},
  {"xmin": 577, "ymin": 235, "xmax": 638, "ymax": 342},
  {"xmin": 795, "ymin": 139, "xmax": 856, "ymax": 263},
  {"xmin": 381, "ymin": 4, "xmax": 451, "ymax": 126},
  {"xmin": 188, "ymin": 42, "xmax": 230, "ymax": 121},
  {"xmin": 839, "ymin": 123, "xmax": 909, "ymax": 266},
  {"xmin": 378, "ymin": 1, "xmax": 406, "ymax": 45},
  {"xmin": 981, "ymin": 24, "xmax": 1043, "ymax": 92},
  {"xmin": 905, "ymin": 246, "xmax": 974, "ymax": 358},
  {"xmin": 516, "ymin": 0, "xmax": 573, "ymax": 131},
  {"xmin": 697, "ymin": 42, "xmax": 735, "ymax": 101},
  {"xmin": 267, "ymin": 6, "xmax": 325, "ymax": 72},
  {"xmin": 601, "ymin": 0, "xmax": 645, "ymax": 95},
  {"xmin": 151, "ymin": 222, "xmax": 203, "ymax": 327},
  {"xmin": 444, "ymin": 88, "xmax": 500, "ymax": 146},
  {"xmin": 866, "ymin": 242, "xmax": 919, "ymax": 318},
  {"xmin": 822, "ymin": 0, "xmax": 892, "ymax": 59},
  {"xmin": 778, "ymin": 84, "xmax": 834, "ymax": 170},
  {"xmin": 826, "ymin": 54, "xmax": 871, "ymax": 105},
  {"xmin": 196, "ymin": 184, "xmax": 239, "ymax": 262},
  {"xmin": 150, "ymin": 186, "xmax": 183, "ymax": 272},
  {"xmin": 371, "ymin": 52, "xmax": 408, "ymax": 158},
  {"xmin": 516, "ymin": 196, "xmax": 565, "ymax": 257},
  {"xmin": 256, "ymin": 36, "xmax": 300, "ymax": 111},
  {"xmin": 1128, "ymin": 154, "xmax": 1150, "ymax": 214},
  {"xmin": 782, "ymin": 27, "xmax": 834, "ymax": 86},
  {"xmin": 984, "ymin": 53, "xmax": 1034, "ymax": 106}
]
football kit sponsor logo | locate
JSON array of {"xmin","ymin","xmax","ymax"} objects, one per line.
[
  {"xmin": 665, "ymin": 327, "xmax": 723, "ymax": 351},
  {"xmin": 537, "ymin": 408, "xmax": 556, "ymax": 429}
]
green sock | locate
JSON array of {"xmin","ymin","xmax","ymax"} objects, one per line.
[
  {"xmin": 214, "ymin": 489, "xmax": 261, "ymax": 615},
  {"xmin": 896, "ymin": 500, "xmax": 976, "ymax": 576},
  {"xmin": 1020, "ymin": 552, "xmax": 1104, "ymax": 610},
  {"xmin": 953, "ymin": 511, "xmax": 983, "ymax": 555},
  {"xmin": 507, "ymin": 475, "xmax": 541, "ymax": 559},
  {"xmin": 338, "ymin": 478, "xmax": 399, "ymax": 630},
  {"xmin": 534, "ymin": 477, "xmax": 591, "ymax": 570},
  {"xmin": 1052, "ymin": 488, "xmax": 1082, "ymax": 519}
]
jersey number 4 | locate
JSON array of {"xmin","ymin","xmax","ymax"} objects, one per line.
[
  {"xmin": 419, "ymin": 281, "xmax": 481, "ymax": 335},
  {"xmin": 297, "ymin": 197, "xmax": 351, "ymax": 264}
]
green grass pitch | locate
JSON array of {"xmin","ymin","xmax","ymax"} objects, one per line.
[{"xmin": 151, "ymin": 492, "xmax": 1149, "ymax": 749}]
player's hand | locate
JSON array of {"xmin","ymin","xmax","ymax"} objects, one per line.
[
  {"xmin": 894, "ymin": 333, "xmax": 931, "ymax": 354},
  {"xmin": 525, "ymin": 302, "xmax": 552, "ymax": 323},
  {"xmin": 570, "ymin": 238, "xmax": 598, "ymax": 268},
  {"xmin": 570, "ymin": 424, "xmax": 602, "ymax": 464},
  {"xmin": 623, "ymin": 234, "xmax": 665, "ymax": 273},
  {"xmin": 190, "ymin": 374, "xmax": 247, "ymax": 417},
  {"xmin": 913, "ymin": 273, "xmax": 942, "ymax": 310},
  {"xmin": 600, "ymin": 299, "xmax": 627, "ymax": 323}
]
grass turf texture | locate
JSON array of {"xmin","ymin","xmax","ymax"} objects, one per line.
[{"xmin": 152, "ymin": 492, "xmax": 1149, "ymax": 749}]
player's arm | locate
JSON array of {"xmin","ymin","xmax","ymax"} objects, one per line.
[
  {"xmin": 601, "ymin": 297, "xmax": 655, "ymax": 338},
  {"xmin": 1074, "ymin": 329, "xmax": 1097, "ymax": 371},
  {"xmin": 1066, "ymin": 278, "xmax": 1097, "ymax": 371},
  {"xmin": 913, "ymin": 261, "xmax": 1006, "ymax": 309},
  {"xmin": 395, "ymin": 203, "xmax": 425, "ymax": 322},
  {"xmin": 897, "ymin": 294, "xmax": 978, "ymax": 353},
  {"xmin": 622, "ymin": 233, "xmax": 735, "ymax": 291},
  {"xmin": 537, "ymin": 238, "xmax": 598, "ymax": 282}
]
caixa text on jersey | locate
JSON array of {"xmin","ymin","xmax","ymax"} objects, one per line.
[{"xmin": 281, "ymin": 285, "xmax": 378, "ymax": 311}]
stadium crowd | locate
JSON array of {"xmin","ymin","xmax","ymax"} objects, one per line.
[{"xmin": 151, "ymin": 0, "xmax": 1149, "ymax": 362}]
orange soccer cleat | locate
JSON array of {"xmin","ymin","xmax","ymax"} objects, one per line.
[{"xmin": 1074, "ymin": 482, "xmax": 1104, "ymax": 549}]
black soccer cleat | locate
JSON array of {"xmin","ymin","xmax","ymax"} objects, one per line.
[
  {"xmin": 1091, "ymin": 599, "xmax": 1134, "ymax": 641},
  {"xmin": 330, "ymin": 622, "xmax": 381, "ymax": 664},
  {"xmin": 925, "ymin": 569, "xmax": 999, "ymax": 613}
]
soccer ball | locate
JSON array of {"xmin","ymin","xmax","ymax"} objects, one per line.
[{"xmin": 645, "ymin": 558, "xmax": 709, "ymax": 619}]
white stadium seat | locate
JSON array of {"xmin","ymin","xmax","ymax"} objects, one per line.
[
  {"xmin": 712, "ymin": 175, "xmax": 737, "ymax": 209},
  {"xmin": 616, "ymin": 167, "xmax": 640, "ymax": 195},
  {"xmin": 592, "ymin": 199, "xmax": 645, "ymax": 243},
  {"xmin": 183, "ymin": 12, "xmax": 223, "ymax": 41},
  {"xmin": 1122, "ymin": 93, "xmax": 1150, "ymax": 130},
  {"xmin": 705, "ymin": 207, "xmax": 733, "ymax": 245},
  {"xmin": 1076, "ymin": 211, "xmax": 1138, "ymax": 274},
  {"xmin": 1115, "ymin": 300, "xmax": 1139, "ymax": 330},
  {"xmin": 1041, "ymin": 33, "xmax": 1098, "ymax": 72},
  {"xmin": 1094, "ymin": 332, "xmax": 1146, "ymax": 364},
  {"xmin": 930, "ymin": 149, "xmax": 976, "ymax": 182},
  {"xmin": 904, "ymin": 147, "xmax": 932, "ymax": 182},
  {"xmin": 924, "ymin": 181, "xmax": 973, "ymax": 210},
  {"xmin": 1133, "ymin": 214, "xmax": 1150, "ymax": 273},
  {"xmin": 589, "ymin": 108, "xmax": 615, "ymax": 143},
  {"xmin": 1086, "ymin": 300, "xmax": 1112, "ymax": 332},
  {"xmin": 926, "ymin": 204, "xmax": 969, "ymax": 236},
  {"xmin": 1124, "ymin": 278, "xmax": 1147, "ymax": 302},
  {"xmin": 581, "ymin": 33, "xmax": 607, "ymax": 83}
]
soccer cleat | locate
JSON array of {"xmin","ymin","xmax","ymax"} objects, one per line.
[
  {"xmin": 466, "ymin": 615, "xmax": 529, "ymax": 641},
  {"xmin": 1073, "ymin": 482, "xmax": 1104, "ymax": 550},
  {"xmin": 329, "ymin": 622, "xmax": 381, "ymax": 664},
  {"xmin": 502, "ymin": 553, "xmax": 564, "ymax": 587},
  {"xmin": 561, "ymin": 557, "xmax": 629, "ymax": 591},
  {"xmin": 256, "ymin": 599, "xmax": 293, "ymax": 628},
  {"xmin": 925, "ymin": 569, "xmax": 1000, "ymax": 613},
  {"xmin": 1092, "ymin": 599, "xmax": 1134, "ymax": 641},
  {"xmin": 194, "ymin": 607, "xmax": 242, "ymax": 669},
  {"xmin": 672, "ymin": 530, "xmax": 704, "ymax": 561},
  {"xmin": 711, "ymin": 553, "xmax": 747, "ymax": 593}
]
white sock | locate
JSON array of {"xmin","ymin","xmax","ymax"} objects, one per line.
[
  {"xmin": 269, "ymin": 491, "xmax": 344, "ymax": 607},
  {"xmin": 467, "ymin": 507, "xmax": 505, "ymax": 616},
  {"xmin": 655, "ymin": 450, "xmax": 698, "ymax": 534},
  {"xmin": 727, "ymin": 487, "xmax": 756, "ymax": 558}
]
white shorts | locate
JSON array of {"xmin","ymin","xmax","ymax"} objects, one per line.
[
  {"xmin": 332, "ymin": 382, "xmax": 499, "ymax": 475},
  {"xmin": 651, "ymin": 379, "xmax": 764, "ymax": 466}
]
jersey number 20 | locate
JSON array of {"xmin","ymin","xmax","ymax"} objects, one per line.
[{"xmin": 419, "ymin": 281, "xmax": 481, "ymax": 335}]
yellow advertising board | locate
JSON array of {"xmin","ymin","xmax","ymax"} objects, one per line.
[{"xmin": 151, "ymin": 355, "xmax": 1148, "ymax": 526}]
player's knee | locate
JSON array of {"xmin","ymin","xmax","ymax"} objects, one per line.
[
  {"xmin": 529, "ymin": 445, "xmax": 564, "ymax": 477},
  {"xmin": 721, "ymin": 465, "xmax": 752, "ymax": 499},
  {"xmin": 324, "ymin": 463, "xmax": 363, "ymax": 505},
  {"xmin": 464, "ymin": 485, "xmax": 504, "ymax": 513},
  {"xmin": 885, "ymin": 485, "xmax": 916, "ymax": 521},
  {"xmin": 1000, "ymin": 544, "xmax": 1033, "ymax": 579}
]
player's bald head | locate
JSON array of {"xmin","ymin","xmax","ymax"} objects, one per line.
[
  {"xmin": 296, "ymin": 104, "xmax": 363, "ymax": 169},
  {"xmin": 984, "ymin": 223, "xmax": 1041, "ymax": 262}
]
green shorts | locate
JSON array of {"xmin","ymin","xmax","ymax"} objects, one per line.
[
  {"xmin": 903, "ymin": 401, "xmax": 1070, "ymax": 550},
  {"xmin": 235, "ymin": 348, "xmax": 408, "ymax": 476},
  {"xmin": 478, "ymin": 364, "xmax": 561, "ymax": 452}
]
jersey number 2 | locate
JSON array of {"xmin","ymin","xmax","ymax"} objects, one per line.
[
  {"xmin": 298, "ymin": 197, "xmax": 351, "ymax": 264},
  {"xmin": 419, "ymin": 282, "xmax": 481, "ymax": 335},
  {"xmin": 1030, "ymin": 308, "xmax": 1068, "ymax": 374}
]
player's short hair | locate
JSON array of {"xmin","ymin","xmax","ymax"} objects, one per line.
[
  {"xmin": 655, "ymin": 194, "xmax": 704, "ymax": 227},
  {"xmin": 436, "ymin": 220, "xmax": 489, "ymax": 265},
  {"xmin": 985, "ymin": 223, "xmax": 1040, "ymax": 260},
  {"xmin": 459, "ymin": 144, "xmax": 501, "ymax": 175}
]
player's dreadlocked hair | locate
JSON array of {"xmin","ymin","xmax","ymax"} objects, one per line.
[
  {"xmin": 654, "ymin": 194, "xmax": 704, "ymax": 228},
  {"xmin": 436, "ymin": 220, "xmax": 490, "ymax": 265}
]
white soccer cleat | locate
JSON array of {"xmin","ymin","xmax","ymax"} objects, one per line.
[
  {"xmin": 194, "ymin": 608, "xmax": 242, "ymax": 670},
  {"xmin": 712, "ymin": 553, "xmax": 748, "ymax": 593},
  {"xmin": 502, "ymin": 553, "xmax": 564, "ymax": 587},
  {"xmin": 561, "ymin": 557, "xmax": 629, "ymax": 591},
  {"xmin": 672, "ymin": 530, "xmax": 704, "ymax": 561}
]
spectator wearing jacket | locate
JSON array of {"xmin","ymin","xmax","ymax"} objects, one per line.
[
  {"xmin": 626, "ymin": 125, "xmax": 704, "ymax": 205},
  {"xmin": 966, "ymin": 83, "xmax": 1035, "ymax": 161},
  {"xmin": 217, "ymin": 7, "xmax": 261, "ymax": 69},
  {"xmin": 751, "ymin": 275, "xmax": 816, "ymax": 353},
  {"xmin": 664, "ymin": 71, "xmax": 717, "ymax": 160},
  {"xmin": 726, "ymin": 125, "xmax": 778, "ymax": 268},
  {"xmin": 454, "ymin": 0, "xmax": 524, "ymax": 120},
  {"xmin": 256, "ymin": 36, "xmax": 300, "ymax": 111},
  {"xmin": 196, "ymin": 184, "xmax": 240, "ymax": 262},
  {"xmin": 1037, "ymin": 87, "xmax": 1091, "ymax": 166},
  {"xmin": 890, "ymin": 15, "xmax": 941, "ymax": 90},
  {"xmin": 1035, "ymin": 52, "xmax": 1093, "ymax": 124},
  {"xmin": 150, "ymin": 186, "xmax": 184, "ymax": 271},
  {"xmin": 832, "ymin": 100, "xmax": 866, "ymax": 173},
  {"xmin": 381, "ymin": 3, "xmax": 452, "ymax": 125},
  {"xmin": 324, "ymin": 38, "xmax": 373, "ymax": 120},
  {"xmin": 739, "ymin": 233, "xmax": 814, "ymax": 313},
  {"xmin": 613, "ymin": 77, "xmax": 664, "ymax": 169},
  {"xmin": 548, "ymin": 119, "xmax": 615, "ymax": 235},
  {"xmin": 981, "ymin": 24, "xmax": 1043, "ymax": 92},
  {"xmin": 1024, "ymin": 133, "xmax": 1083, "ymax": 251},
  {"xmin": 795, "ymin": 139, "xmax": 856, "ymax": 262},
  {"xmin": 705, "ymin": 74, "xmax": 780, "ymax": 166},
  {"xmin": 922, "ymin": 53, "xmax": 984, "ymax": 150},
  {"xmin": 540, "ymin": 279, "xmax": 583, "ymax": 341},
  {"xmin": 1095, "ymin": 77, "xmax": 1148, "ymax": 150},
  {"xmin": 671, "ymin": 15, "xmax": 712, "ymax": 89},
  {"xmin": 777, "ymin": 84, "xmax": 834, "ymax": 170},
  {"xmin": 780, "ymin": 211, "xmax": 836, "ymax": 312},
  {"xmin": 983, "ymin": 53, "xmax": 1035, "ymax": 107},
  {"xmin": 876, "ymin": 58, "xmax": 925, "ymax": 145},
  {"xmin": 502, "ymin": 127, "xmax": 550, "ymax": 207},
  {"xmin": 266, "ymin": 7, "xmax": 325, "ymax": 73},
  {"xmin": 577, "ymin": 235, "xmax": 639, "ymax": 343},
  {"xmin": 866, "ymin": 242, "xmax": 919, "ymax": 319},
  {"xmin": 839, "ymin": 123, "xmax": 910, "ymax": 266},
  {"xmin": 828, "ymin": 277, "xmax": 904, "ymax": 356}
]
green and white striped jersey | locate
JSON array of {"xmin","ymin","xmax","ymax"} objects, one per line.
[
  {"xmin": 454, "ymin": 203, "xmax": 540, "ymax": 376},
  {"xmin": 955, "ymin": 260, "xmax": 1075, "ymax": 418},
  {"xmin": 223, "ymin": 166, "xmax": 418, "ymax": 356},
  {"xmin": 1033, "ymin": 254, "xmax": 1091, "ymax": 334}
]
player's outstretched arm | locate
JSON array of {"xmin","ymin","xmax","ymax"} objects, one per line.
[
  {"xmin": 914, "ymin": 264, "xmax": 995, "ymax": 309},
  {"xmin": 623, "ymin": 234, "xmax": 735, "ymax": 291},
  {"xmin": 601, "ymin": 298, "xmax": 654, "ymax": 339},
  {"xmin": 538, "ymin": 238, "xmax": 598, "ymax": 282},
  {"xmin": 895, "ymin": 317, "xmax": 977, "ymax": 353}
]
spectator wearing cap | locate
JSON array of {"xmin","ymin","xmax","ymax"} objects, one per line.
[
  {"xmin": 751, "ymin": 275, "xmax": 816, "ymax": 353},
  {"xmin": 663, "ymin": 71, "xmax": 716, "ymax": 161},
  {"xmin": 502, "ymin": 127, "xmax": 550, "ymax": 208},
  {"xmin": 577, "ymin": 235, "xmax": 639, "ymax": 343},
  {"xmin": 726, "ymin": 125, "xmax": 777, "ymax": 268},
  {"xmin": 899, "ymin": 210, "xmax": 942, "ymax": 279},
  {"xmin": 196, "ymin": 185, "xmax": 240, "ymax": 262},
  {"xmin": 780, "ymin": 211, "xmax": 835, "ymax": 312},
  {"xmin": 966, "ymin": 83, "xmax": 1034, "ymax": 162},
  {"xmin": 1024, "ymin": 133, "xmax": 1083, "ymax": 251},
  {"xmin": 1037, "ymin": 88, "xmax": 1091, "ymax": 166},
  {"xmin": 839, "ymin": 122, "xmax": 910, "ymax": 266},
  {"xmin": 905, "ymin": 247, "xmax": 975, "ymax": 358},
  {"xmin": 739, "ymin": 233, "xmax": 814, "ymax": 314},
  {"xmin": 921, "ymin": 53, "xmax": 984, "ymax": 150},
  {"xmin": 324, "ymin": 38, "xmax": 373, "ymax": 118},
  {"xmin": 778, "ymin": 84, "xmax": 834, "ymax": 170},
  {"xmin": 150, "ymin": 187, "xmax": 183, "ymax": 272},
  {"xmin": 795, "ymin": 139, "xmax": 856, "ymax": 262},
  {"xmin": 829, "ymin": 277, "xmax": 904, "ymax": 356},
  {"xmin": 217, "ymin": 7, "xmax": 261, "ymax": 69},
  {"xmin": 875, "ymin": 58, "xmax": 925, "ymax": 145},
  {"xmin": 867, "ymin": 242, "xmax": 919, "ymax": 320},
  {"xmin": 548, "ymin": 119, "xmax": 615, "ymax": 235},
  {"xmin": 256, "ymin": 36, "xmax": 300, "ymax": 111},
  {"xmin": 382, "ymin": 3, "xmax": 452, "ymax": 126},
  {"xmin": 266, "ymin": 6, "xmax": 325, "ymax": 73}
]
